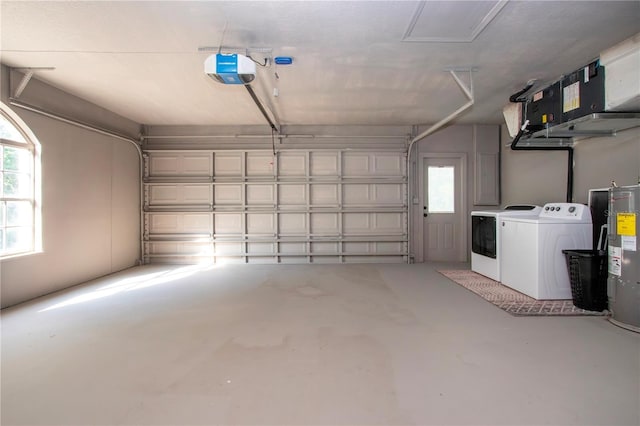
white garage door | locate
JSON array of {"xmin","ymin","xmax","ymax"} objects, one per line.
[{"xmin": 143, "ymin": 149, "xmax": 407, "ymax": 264}]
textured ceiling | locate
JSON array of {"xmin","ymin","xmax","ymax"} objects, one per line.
[{"xmin": 1, "ymin": 1, "xmax": 638, "ymax": 127}]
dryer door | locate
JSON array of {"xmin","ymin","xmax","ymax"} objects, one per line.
[{"xmin": 472, "ymin": 215, "xmax": 496, "ymax": 258}]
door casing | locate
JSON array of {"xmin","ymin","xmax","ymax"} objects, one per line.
[{"xmin": 417, "ymin": 152, "xmax": 468, "ymax": 263}]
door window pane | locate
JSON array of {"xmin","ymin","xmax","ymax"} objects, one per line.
[{"xmin": 428, "ymin": 166, "xmax": 454, "ymax": 213}]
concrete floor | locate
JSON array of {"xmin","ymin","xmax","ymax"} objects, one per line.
[{"xmin": 1, "ymin": 262, "xmax": 639, "ymax": 425}]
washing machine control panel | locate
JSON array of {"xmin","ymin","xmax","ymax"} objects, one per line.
[{"xmin": 540, "ymin": 203, "xmax": 591, "ymax": 221}]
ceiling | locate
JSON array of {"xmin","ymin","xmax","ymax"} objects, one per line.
[{"xmin": 1, "ymin": 1, "xmax": 639, "ymax": 128}]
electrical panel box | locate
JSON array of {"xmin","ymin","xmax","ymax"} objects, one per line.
[
  {"xmin": 525, "ymin": 81, "xmax": 562, "ymax": 131},
  {"xmin": 561, "ymin": 60, "xmax": 606, "ymax": 123}
]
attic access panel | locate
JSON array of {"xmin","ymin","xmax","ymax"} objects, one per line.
[{"xmin": 403, "ymin": 0, "xmax": 508, "ymax": 42}]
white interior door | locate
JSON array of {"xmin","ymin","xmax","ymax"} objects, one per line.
[{"xmin": 423, "ymin": 156, "xmax": 465, "ymax": 262}]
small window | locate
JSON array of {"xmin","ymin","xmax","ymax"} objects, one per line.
[
  {"xmin": 0, "ymin": 106, "xmax": 39, "ymax": 257},
  {"xmin": 427, "ymin": 166, "xmax": 455, "ymax": 213}
]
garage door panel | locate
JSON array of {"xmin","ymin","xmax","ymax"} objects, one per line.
[
  {"xmin": 145, "ymin": 149, "xmax": 407, "ymax": 264},
  {"xmin": 246, "ymin": 152, "xmax": 274, "ymax": 176},
  {"xmin": 215, "ymin": 214, "xmax": 243, "ymax": 234},
  {"xmin": 343, "ymin": 184, "xmax": 403, "ymax": 206},
  {"xmin": 374, "ymin": 213, "xmax": 404, "ymax": 232},
  {"xmin": 149, "ymin": 184, "xmax": 211, "ymax": 205},
  {"xmin": 310, "ymin": 184, "xmax": 339, "ymax": 205},
  {"xmin": 214, "ymin": 153, "xmax": 243, "ymax": 176},
  {"xmin": 217, "ymin": 256, "xmax": 245, "ymax": 264},
  {"xmin": 148, "ymin": 213, "xmax": 211, "ymax": 234},
  {"xmin": 343, "ymin": 184, "xmax": 370, "ymax": 204},
  {"xmin": 311, "ymin": 242, "xmax": 338, "ymax": 254},
  {"xmin": 149, "ymin": 185, "xmax": 178, "ymax": 204},
  {"xmin": 247, "ymin": 184, "xmax": 274, "ymax": 205},
  {"xmin": 149, "ymin": 153, "xmax": 212, "ymax": 176},
  {"xmin": 279, "ymin": 152, "xmax": 306, "ymax": 176},
  {"xmin": 311, "ymin": 213, "xmax": 339, "ymax": 234},
  {"xmin": 214, "ymin": 185, "xmax": 242, "ymax": 205},
  {"xmin": 343, "ymin": 153, "xmax": 370, "ymax": 176},
  {"xmin": 343, "ymin": 213, "xmax": 370, "ymax": 233},
  {"xmin": 183, "ymin": 154, "xmax": 213, "ymax": 175},
  {"xmin": 343, "ymin": 212, "xmax": 404, "ymax": 234},
  {"xmin": 148, "ymin": 242, "xmax": 211, "ymax": 255},
  {"xmin": 183, "ymin": 214, "xmax": 212, "ymax": 233},
  {"xmin": 183, "ymin": 185, "xmax": 212, "ymax": 203},
  {"xmin": 342, "ymin": 242, "xmax": 403, "ymax": 254},
  {"xmin": 248, "ymin": 256, "xmax": 277, "ymax": 264},
  {"xmin": 247, "ymin": 213, "xmax": 275, "ymax": 234},
  {"xmin": 311, "ymin": 256, "xmax": 340, "ymax": 264},
  {"xmin": 215, "ymin": 242, "xmax": 243, "ymax": 255},
  {"xmin": 149, "ymin": 214, "xmax": 180, "ymax": 233},
  {"xmin": 279, "ymin": 213, "xmax": 306, "ymax": 234},
  {"xmin": 374, "ymin": 184, "xmax": 403, "ymax": 204},
  {"xmin": 343, "ymin": 242, "xmax": 369, "ymax": 253},
  {"xmin": 279, "ymin": 256, "xmax": 308, "ymax": 264},
  {"xmin": 280, "ymin": 242, "xmax": 306, "ymax": 254},
  {"xmin": 310, "ymin": 152, "xmax": 339, "ymax": 176},
  {"xmin": 248, "ymin": 243, "xmax": 275, "ymax": 255},
  {"xmin": 373, "ymin": 153, "xmax": 404, "ymax": 176},
  {"xmin": 344, "ymin": 256, "xmax": 403, "ymax": 264},
  {"xmin": 149, "ymin": 155, "xmax": 179, "ymax": 176},
  {"xmin": 279, "ymin": 184, "xmax": 306, "ymax": 205},
  {"xmin": 376, "ymin": 242, "xmax": 403, "ymax": 254}
]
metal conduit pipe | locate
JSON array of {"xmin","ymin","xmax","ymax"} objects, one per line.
[
  {"xmin": 9, "ymin": 98, "xmax": 147, "ymax": 264},
  {"xmin": 405, "ymin": 70, "xmax": 474, "ymax": 263}
]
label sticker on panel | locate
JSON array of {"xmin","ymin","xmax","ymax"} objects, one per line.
[
  {"xmin": 533, "ymin": 91, "xmax": 543, "ymax": 102},
  {"xmin": 563, "ymin": 82, "xmax": 580, "ymax": 113},
  {"xmin": 617, "ymin": 212, "xmax": 636, "ymax": 236},
  {"xmin": 622, "ymin": 235, "xmax": 637, "ymax": 251},
  {"xmin": 608, "ymin": 246, "xmax": 622, "ymax": 276}
]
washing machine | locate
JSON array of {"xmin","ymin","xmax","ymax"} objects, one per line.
[
  {"xmin": 471, "ymin": 205, "xmax": 542, "ymax": 281},
  {"xmin": 500, "ymin": 203, "xmax": 592, "ymax": 299}
]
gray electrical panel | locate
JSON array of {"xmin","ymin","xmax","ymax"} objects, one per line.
[{"xmin": 607, "ymin": 185, "xmax": 640, "ymax": 332}]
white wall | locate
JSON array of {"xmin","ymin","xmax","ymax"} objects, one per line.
[
  {"xmin": 501, "ymin": 126, "xmax": 640, "ymax": 205},
  {"xmin": 0, "ymin": 69, "xmax": 141, "ymax": 308}
]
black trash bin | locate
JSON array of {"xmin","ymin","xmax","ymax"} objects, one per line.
[{"xmin": 562, "ymin": 249, "xmax": 608, "ymax": 311}]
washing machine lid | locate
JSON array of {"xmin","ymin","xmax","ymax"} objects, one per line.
[
  {"xmin": 498, "ymin": 205, "xmax": 543, "ymax": 218},
  {"xmin": 471, "ymin": 204, "xmax": 541, "ymax": 217},
  {"xmin": 502, "ymin": 203, "xmax": 592, "ymax": 224}
]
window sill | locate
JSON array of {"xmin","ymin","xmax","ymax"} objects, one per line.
[{"xmin": 0, "ymin": 250, "xmax": 42, "ymax": 261}]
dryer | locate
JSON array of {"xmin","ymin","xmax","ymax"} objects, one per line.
[
  {"xmin": 471, "ymin": 205, "xmax": 542, "ymax": 281},
  {"xmin": 500, "ymin": 203, "xmax": 592, "ymax": 300}
]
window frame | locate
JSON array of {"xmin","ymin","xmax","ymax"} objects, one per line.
[{"xmin": 0, "ymin": 104, "xmax": 41, "ymax": 259}]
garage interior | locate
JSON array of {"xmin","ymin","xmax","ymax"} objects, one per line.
[{"xmin": 1, "ymin": 1, "xmax": 639, "ymax": 425}]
